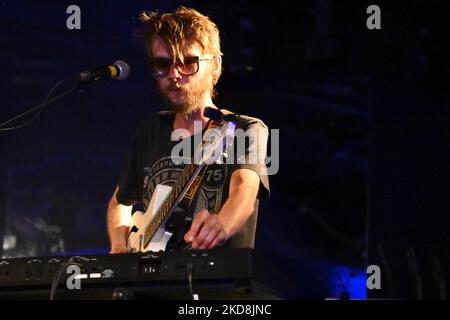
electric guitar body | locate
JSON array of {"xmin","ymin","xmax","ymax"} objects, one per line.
[{"xmin": 127, "ymin": 184, "xmax": 173, "ymax": 252}]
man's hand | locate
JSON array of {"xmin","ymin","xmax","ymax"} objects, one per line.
[
  {"xmin": 184, "ymin": 209, "xmax": 228, "ymax": 250},
  {"xmin": 107, "ymin": 186, "xmax": 132, "ymax": 254},
  {"xmin": 110, "ymin": 244, "xmax": 128, "ymax": 254},
  {"xmin": 109, "ymin": 225, "xmax": 129, "ymax": 253},
  {"xmin": 183, "ymin": 169, "xmax": 260, "ymax": 250}
]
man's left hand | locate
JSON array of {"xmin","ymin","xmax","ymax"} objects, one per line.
[{"xmin": 184, "ymin": 209, "xmax": 228, "ymax": 250}]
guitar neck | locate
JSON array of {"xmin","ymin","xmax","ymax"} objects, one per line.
[{"xmin": 143, "ymin": 162, "xmax": 206, "ymax": 248}]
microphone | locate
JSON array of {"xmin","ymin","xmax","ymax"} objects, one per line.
[
  {"xmin": 75, "ymin": 60, "xmax": 130, "ymax": 83},
  {"xmin": 204, "ymin": 107, "xmax": 240, "ymax": 122}
]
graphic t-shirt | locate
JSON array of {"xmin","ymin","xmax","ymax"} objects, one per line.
[{"xmin": 116, "ymin": 110, "xmax": 270, "ymax": 248}]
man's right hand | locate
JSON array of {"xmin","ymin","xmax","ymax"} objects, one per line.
[
  {"xmin": 108, "ymin": 225, "xmax": 130, "ymax": 254},
  {"xmin": 110, "ymin": 244, "xmax": 128, "ymax": 254},
  {"xmin": 107, "ymin": 186, "xmax": 132, "ymax": 254}
]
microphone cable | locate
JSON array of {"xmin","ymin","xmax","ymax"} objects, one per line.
[
  {"xmin": 0, "ymin": 79, "xmax": 79, "ymax": 132},
  {"xmin": 187, "ymin": 262, "xmax": 199, "ymax": 300}
]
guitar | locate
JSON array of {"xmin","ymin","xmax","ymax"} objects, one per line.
[{"xmin": 127, "ymin": 115, "xmax": 236, "ymax": 253}]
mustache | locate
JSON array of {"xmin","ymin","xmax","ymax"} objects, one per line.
[{"xmin": 167, "ymin": 82, "xmax": 185, "ymax": 91}]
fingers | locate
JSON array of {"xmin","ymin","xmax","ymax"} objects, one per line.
[
  {"xmin": 195, "ymin": 224, "xmax": 220, "ymax": 249},
  {"xmin": 184, "ymin": 208, "xmax": 209, "ymax": 243},
  {"xmin": 189, "ymin": 213, "xmax": 227, "ymax": 250},
  {"xmin": 205, "ymin": 228, "xmax": 227, "ymax": 250},
  {"xmin": 184, "ymin": 209, "xmax": 229, "ymax": 250},
  {"xmin": 194, "ymin": 219, "xmax": 225, "ymax": 249},
  {"xmin": 207, "ymin": 234, "xmax": 226, "ymax": 250}
]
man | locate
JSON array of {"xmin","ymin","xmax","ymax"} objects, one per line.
[{"xmin": 107, "ymin": 7, "xmax": 269, "ymax": 253}]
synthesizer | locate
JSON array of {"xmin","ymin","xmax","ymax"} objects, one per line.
[{"xmin": 0, "ymin": 248, "xmax": 277, "ymax": 299}]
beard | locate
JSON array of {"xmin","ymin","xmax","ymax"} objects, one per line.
[{"xmin": 157, "ymin": 77, "xmax": 213, "ymax": 117}]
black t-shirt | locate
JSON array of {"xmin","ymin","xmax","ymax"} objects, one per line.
[{"xmin": 116, "ymin": 110, "xmax": 270, "ymax": 248}]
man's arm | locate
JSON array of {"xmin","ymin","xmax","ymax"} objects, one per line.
[
  {"xmin": 107, "ymin": 186, "xmax": 133, "ymax": 253},
  {"xmin": 184, "ymin": 169, "xmax": 260, "ymax": 249}
]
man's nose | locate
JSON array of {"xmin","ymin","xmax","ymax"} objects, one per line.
[{"xmin": 167, "ymin": 64, "xmax": 182, "ymax": 81}]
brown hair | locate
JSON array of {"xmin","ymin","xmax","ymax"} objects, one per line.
[{"xmin": 139, "ymin": 7, "xmax": 223, "ymax": 81}]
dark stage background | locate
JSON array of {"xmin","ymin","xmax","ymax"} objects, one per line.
[{"xmin": 0, "ymin": 0, "xmax": 448, "ymax": 299}]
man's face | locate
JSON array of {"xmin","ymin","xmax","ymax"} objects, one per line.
[{"xmin": 150, "ymin": 37, "xmax": 218, "ymax": 115}]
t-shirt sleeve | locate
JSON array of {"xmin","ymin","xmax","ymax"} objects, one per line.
[{"xmin": 231, "ymin": 117, "xmax": 270, "ymax": 200}]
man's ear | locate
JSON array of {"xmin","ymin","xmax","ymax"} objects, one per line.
[
  {"xmin": 212, "ymin": 56, "xmax": 222, "ymax": 84},
  {"xmin": 214, "ymin": 56, "xmax": 222, "ymax": 71}
]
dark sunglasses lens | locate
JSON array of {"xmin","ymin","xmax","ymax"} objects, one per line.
[
  {"xmin": 151, "ymin": 58, "xmax": 171, "ymax": 76},
  {"xmin": 150, "ymin": 57, "xmax": 200, "ymax": 76},
  {"xmin": 180, "ymin": 58, "xmax": 199, "ymax": 75}
]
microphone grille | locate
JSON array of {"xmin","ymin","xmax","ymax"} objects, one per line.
[{"xmin": 113, "ymin": 60, "xmax": 130, "ymax": 80}]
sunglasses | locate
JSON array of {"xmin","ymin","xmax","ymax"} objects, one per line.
[{"xmin": 149, "ymin": 56, "xmax": 215, "ymax": 77}]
